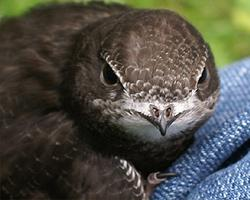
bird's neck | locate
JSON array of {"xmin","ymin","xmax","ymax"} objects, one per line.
[{"xmin": 81, "ymin": 124, "xmax": 194, "ymax": 176}]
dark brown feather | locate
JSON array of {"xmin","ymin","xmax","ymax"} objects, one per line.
[{"xmin": 0, "ymin": 2, "xmax": 219, "ymax": 199}]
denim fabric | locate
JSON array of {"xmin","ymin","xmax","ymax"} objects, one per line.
[{"xmin": 151, "ymin": 58, "xmax": 250, "ymax": 200}]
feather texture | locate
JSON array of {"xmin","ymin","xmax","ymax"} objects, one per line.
[{"xmin": 0, "ymin": 2, "xmax": 219, "ymax": 199}]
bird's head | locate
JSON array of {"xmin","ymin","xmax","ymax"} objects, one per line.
[{"xmin": 65, "ymin": 10, "xmax": 219, "ymax": 142}]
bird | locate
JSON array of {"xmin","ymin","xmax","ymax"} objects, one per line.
[{"xmin": 0, "ymin": 2, "xmax": 220, "ymax": 200}]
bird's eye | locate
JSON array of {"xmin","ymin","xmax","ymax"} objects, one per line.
[
  {"xmin": 101, "ymin": 63, "xmax": 118, "ymax": 86},
  {"xmin": 198, "ymin": 67, "xmax": 209, "ymax": 85}
]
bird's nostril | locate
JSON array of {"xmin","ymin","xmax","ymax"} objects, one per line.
[
  {"xmin": 165, "ymin": 107, "xmax": 172, "ymax": 118},
  {"xmin": 151, "ymin": 107, "xmax": 160, "ymax": 118}
]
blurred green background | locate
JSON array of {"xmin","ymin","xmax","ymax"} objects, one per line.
[{"xmin": 0, "ymin": 0, "xmax": 249, "ymax": 67}]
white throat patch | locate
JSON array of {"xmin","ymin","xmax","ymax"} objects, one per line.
[{"xmin": 117, "ymin": 92, "xmax": 211, "ymax": 141}]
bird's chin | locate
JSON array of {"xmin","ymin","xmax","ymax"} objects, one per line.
[{"xmin": 116, "ymin": 116, "xmax": 189, "ymax": 142}]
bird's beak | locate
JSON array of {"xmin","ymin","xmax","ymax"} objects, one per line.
[
  {"xmin": 136, "ymin": 109, "xmax": 182, "ymax": 136},
  {"xmin": 158, "ymin": 113, "xmax": 177, "ymax": 136}
]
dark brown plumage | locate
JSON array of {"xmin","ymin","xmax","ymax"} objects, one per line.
[{"xmin": 0, "ymin": 2, "xmax": 219, "ymax": 200}]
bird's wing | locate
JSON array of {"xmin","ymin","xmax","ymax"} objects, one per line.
[
  {"xmin": 67, "ymin": 156, "xmax": 146, "ymax": 200},
  {"xmin": 0, "ymin": 110, "xmax": 76, "ymax": 197},
  {"xmin": 0, "ymin": 111, "xmax": 146, "ymax": 200}
]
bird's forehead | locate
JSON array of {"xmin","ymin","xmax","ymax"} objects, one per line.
[{"xmin": 101, "ymin": 11, "xmax": 210, "ymax": 102}]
